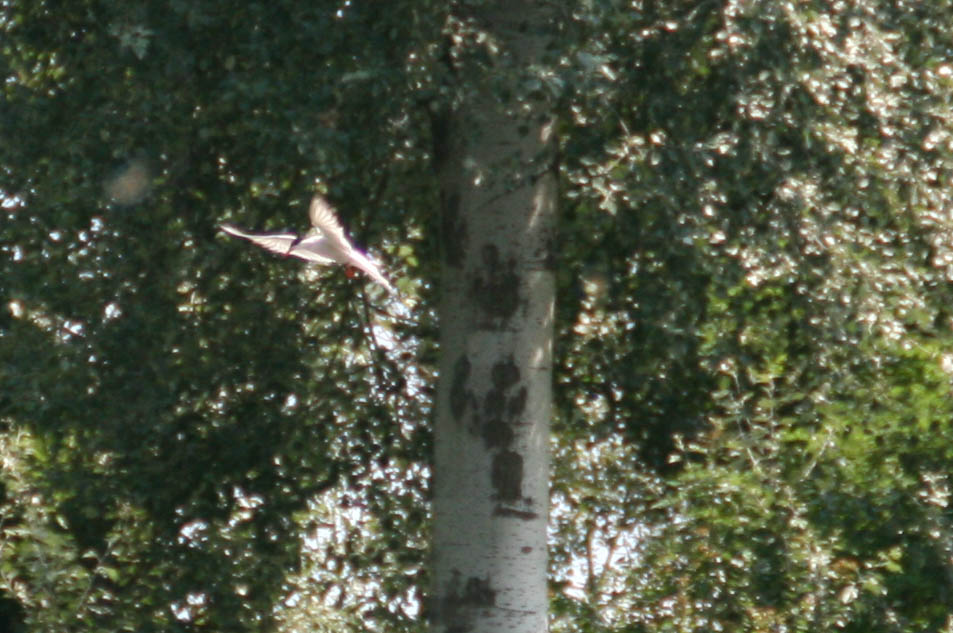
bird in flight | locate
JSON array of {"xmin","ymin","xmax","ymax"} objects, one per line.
[{"xmin": 221, "ymin": 194, "xmax": 396, "ymax": 294}]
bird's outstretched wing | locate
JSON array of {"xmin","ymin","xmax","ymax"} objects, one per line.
[
  {"xmin": 220, "ymin": 224, "xmax": 297, "ymax": 256},
  {"xmin": 308, "ymin": 195, "xmax": 348, "ymax": 244},
  {"xmin": 306, "ymin": 195, "xmax": 397, "ymax": 294}
]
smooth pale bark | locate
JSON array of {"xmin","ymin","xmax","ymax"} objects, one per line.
[{"xmin": 431, "ymin": 3, "xmax": 556, "ymax": 633}]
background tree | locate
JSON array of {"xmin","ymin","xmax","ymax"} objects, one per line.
[{"xmin": 4, "ymin": 1, "xmax": 953, "ymax": 633}]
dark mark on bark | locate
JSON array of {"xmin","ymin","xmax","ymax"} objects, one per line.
[
  {"xmin": 491, "ymin": 449, "xmax": 523, "ymax": 501},
  {"xmin": 491, "ymin": 357, "xmax": 520, "ymax": 389},
  {"xmin": 494, "ymin": 505, "xmax": 539, "ymax": 520},
  {"xmin": 507, "ymin": 386, "xmax": 527, "ymax": 418},
  {"xmin": 450, "ymin": 354, "xmax": 471, "ymax": 422},
  {"xmin": 483, "ymin": 389, "xmax": 503, "ymax": 421},
  {"xmin": 541, "ymin": 235, "xmax": 556, "ymax": 271},
  {"xmin": 441, "ymin": 191, "xmax": 466, "ymax": 268},
  {"xmin": 482, "ymin": 417, "xmax": 514, "ymax": 449},
  {"xmin": 434, "ymin": 570, "xmax": 497, "ymax": 633},
  {"xmin": 463, "ymin": 576, "xmax": 496, "ymax": 607},
  {"xmin": 480, "ymin": 357, "xmax": 523, "ymax": 450},
  {"xmin": 473, "ymin": 243, "xmax": 520, "ymax": 322}
]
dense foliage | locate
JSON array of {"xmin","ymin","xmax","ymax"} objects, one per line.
[
  {"xmin": 552, "ymin": 1, "xmax": 953, "ymax": 631},
  {"xmin": 2, "ymin": 2, "xmax": 435, "ymax": 631},
  {"xmin": 4, "ymin": 1, "xmax": 953, "ymax": 632}
]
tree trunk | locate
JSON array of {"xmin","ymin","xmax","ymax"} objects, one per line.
[{"xmin": 431, "ymin": 2, "xmax": 556, "ymax": 633}]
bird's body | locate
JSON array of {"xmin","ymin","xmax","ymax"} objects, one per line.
[{"xmin": 221, "ymin": 195, "xmax": 395, "ymax": 294}]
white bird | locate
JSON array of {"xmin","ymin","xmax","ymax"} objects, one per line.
[{"xmin": 221, "ymin": 195, "xmax": 396, "ymax": 294}]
